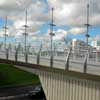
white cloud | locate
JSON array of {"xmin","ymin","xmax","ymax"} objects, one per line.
[
  {"xmin": 45, "ymin": 29, "xmax": 68, "ymax": 40},
  {"xmin": 0, "ymin": 0, "xmax": 49, "ymax": 38},
  {"xmin": 69, "ymin": 27, "xmax": 86, "ymax": 35},
  {"xmin": 0, "ymin": 0, "xmax": 100, "ymax": 39},
  {"xmin": 0, "ymin": 29, "xmax": 9, "ymax": 37},
  {"xmin": 54, "ymin": 29, "xmax": 68, "ymax": 40},
  {"xmin": 0, "ymin": 0, "xmax": 23, "ymax": 16},
  {"xmin": 16, "ymin": 0, "xmax": 32, "ymax": 9},
  {"xmin": 47, "ymin": 0, "xmax": 100, "ymax": 27}
]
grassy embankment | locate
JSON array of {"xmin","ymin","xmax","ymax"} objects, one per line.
[{"xmin": 0, "ymin": 64, "xmax": 40, "ymax": 87}]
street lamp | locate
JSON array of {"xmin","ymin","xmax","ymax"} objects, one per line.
[{"xmin": 49, "ymin": 8, "xmax": 56, "ymax": 68}]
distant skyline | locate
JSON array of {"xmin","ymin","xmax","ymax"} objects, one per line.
[{"xmin": 0, "ymin": 0, "xmax": 100, "ymax": 44}]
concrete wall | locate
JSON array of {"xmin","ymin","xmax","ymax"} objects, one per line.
[{"xmin": 38, "ymin": 71, "xmax": 100, "ymax": 100}]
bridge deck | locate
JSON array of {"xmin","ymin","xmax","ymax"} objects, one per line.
[{"xmin": 0, "ymin": 58, "xmax": 100, "ymax": 83}]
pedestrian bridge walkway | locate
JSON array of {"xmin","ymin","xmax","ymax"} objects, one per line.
[
  {"xmin": 0, "ymin": 50, "xmax": 100, "ymax": 100},
  {"xmin": 0, "ymin": 49, "xmax": 100, "ymax": 75}
]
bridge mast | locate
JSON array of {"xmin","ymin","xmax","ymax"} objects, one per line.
[
  {"xmin": 49, "ymin": 8, "xmax": 56, "ymax": 68},
  {"xmin": 85, "ymin": 4, "xmax": 91, "ymax": 49},
  {"xmin": 23, "ymin": 9, "xmax": 28, "ymax": 63},
  {"xmin": 3, "ymin": 16, "xmax": 8, "ymax": 50}
]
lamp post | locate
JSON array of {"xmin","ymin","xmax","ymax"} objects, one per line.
[
  {"xmin": 49, "ymin": 8, "xmax": 56, "ymax": 68},
  {"xmin": 23, "ymin": 9, "xmax": 29, "ymax": 63}
]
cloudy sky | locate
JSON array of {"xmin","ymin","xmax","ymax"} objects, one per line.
[{"xmin": 0, "ymin": 0, "xmax": 100, "ymax": 43}]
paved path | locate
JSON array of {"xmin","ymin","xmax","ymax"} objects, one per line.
[
  {"xmin": 0, "ymin": 85, "xmax": 44, "ymax": 100},
  {"xmin": 0, "ymin": 85, "xmax": 35, "ymax": 97}
]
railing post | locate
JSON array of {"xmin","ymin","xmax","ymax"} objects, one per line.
[
  {"xmin": 96, "ymin": 52, "xmax": 98, "ymax": 62},
  {"xmin": 37, "ymin": 53, "xmax": 40, "ymax": 64},
  {"xmin": 6, "ymin": 48, "xmax": 9, "ymax": 60},
  {"xmin": 83, "ymin": 52, "xmax": 88, "ymax": 73},
  {"xmin": 37, "ymin": 45, "xmax": 42, "ymax": 65},
  {"xmin": 65, "ymin": 48, "xmax": 71, "ymax": 71},
  {"xmin": 0, "ymin": 43, "xmax": 2, "ymax": 51},
  {"xmin": 25, "ymin": 52, "xmax": 28, "ymax": 63},
  {"xmin": 50, "ymin": 54, "xmax": 53, "ymax": 68},
  {"xmin": 15, "ymin": 49, "xmax": 18, "ymax": 62}
]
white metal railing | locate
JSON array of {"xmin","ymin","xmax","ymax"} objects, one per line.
[{"xmin": 0, "ymin": 47, "xmax": 100, "ymax": 75}]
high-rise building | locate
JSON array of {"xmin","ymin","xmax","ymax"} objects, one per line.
[
  {"xmin": 71, "ymin": 39, "xmax": 97, "ymax": 58},
  {"xmin": 92, "ymin": 40, "xmax": 100, "ymax": 50},
  {"xmin": 72, "ymin": 39, "xmax": 89, "ymax": 51}
]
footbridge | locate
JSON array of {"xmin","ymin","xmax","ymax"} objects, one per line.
[{"xmin": 0, "ymin": 49, "xmax": 100, "ymax": 100}]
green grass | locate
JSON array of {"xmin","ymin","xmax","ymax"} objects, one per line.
[{"xmin": 0, "ymin": 64, "xmax": 40, "ymax": 87}]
